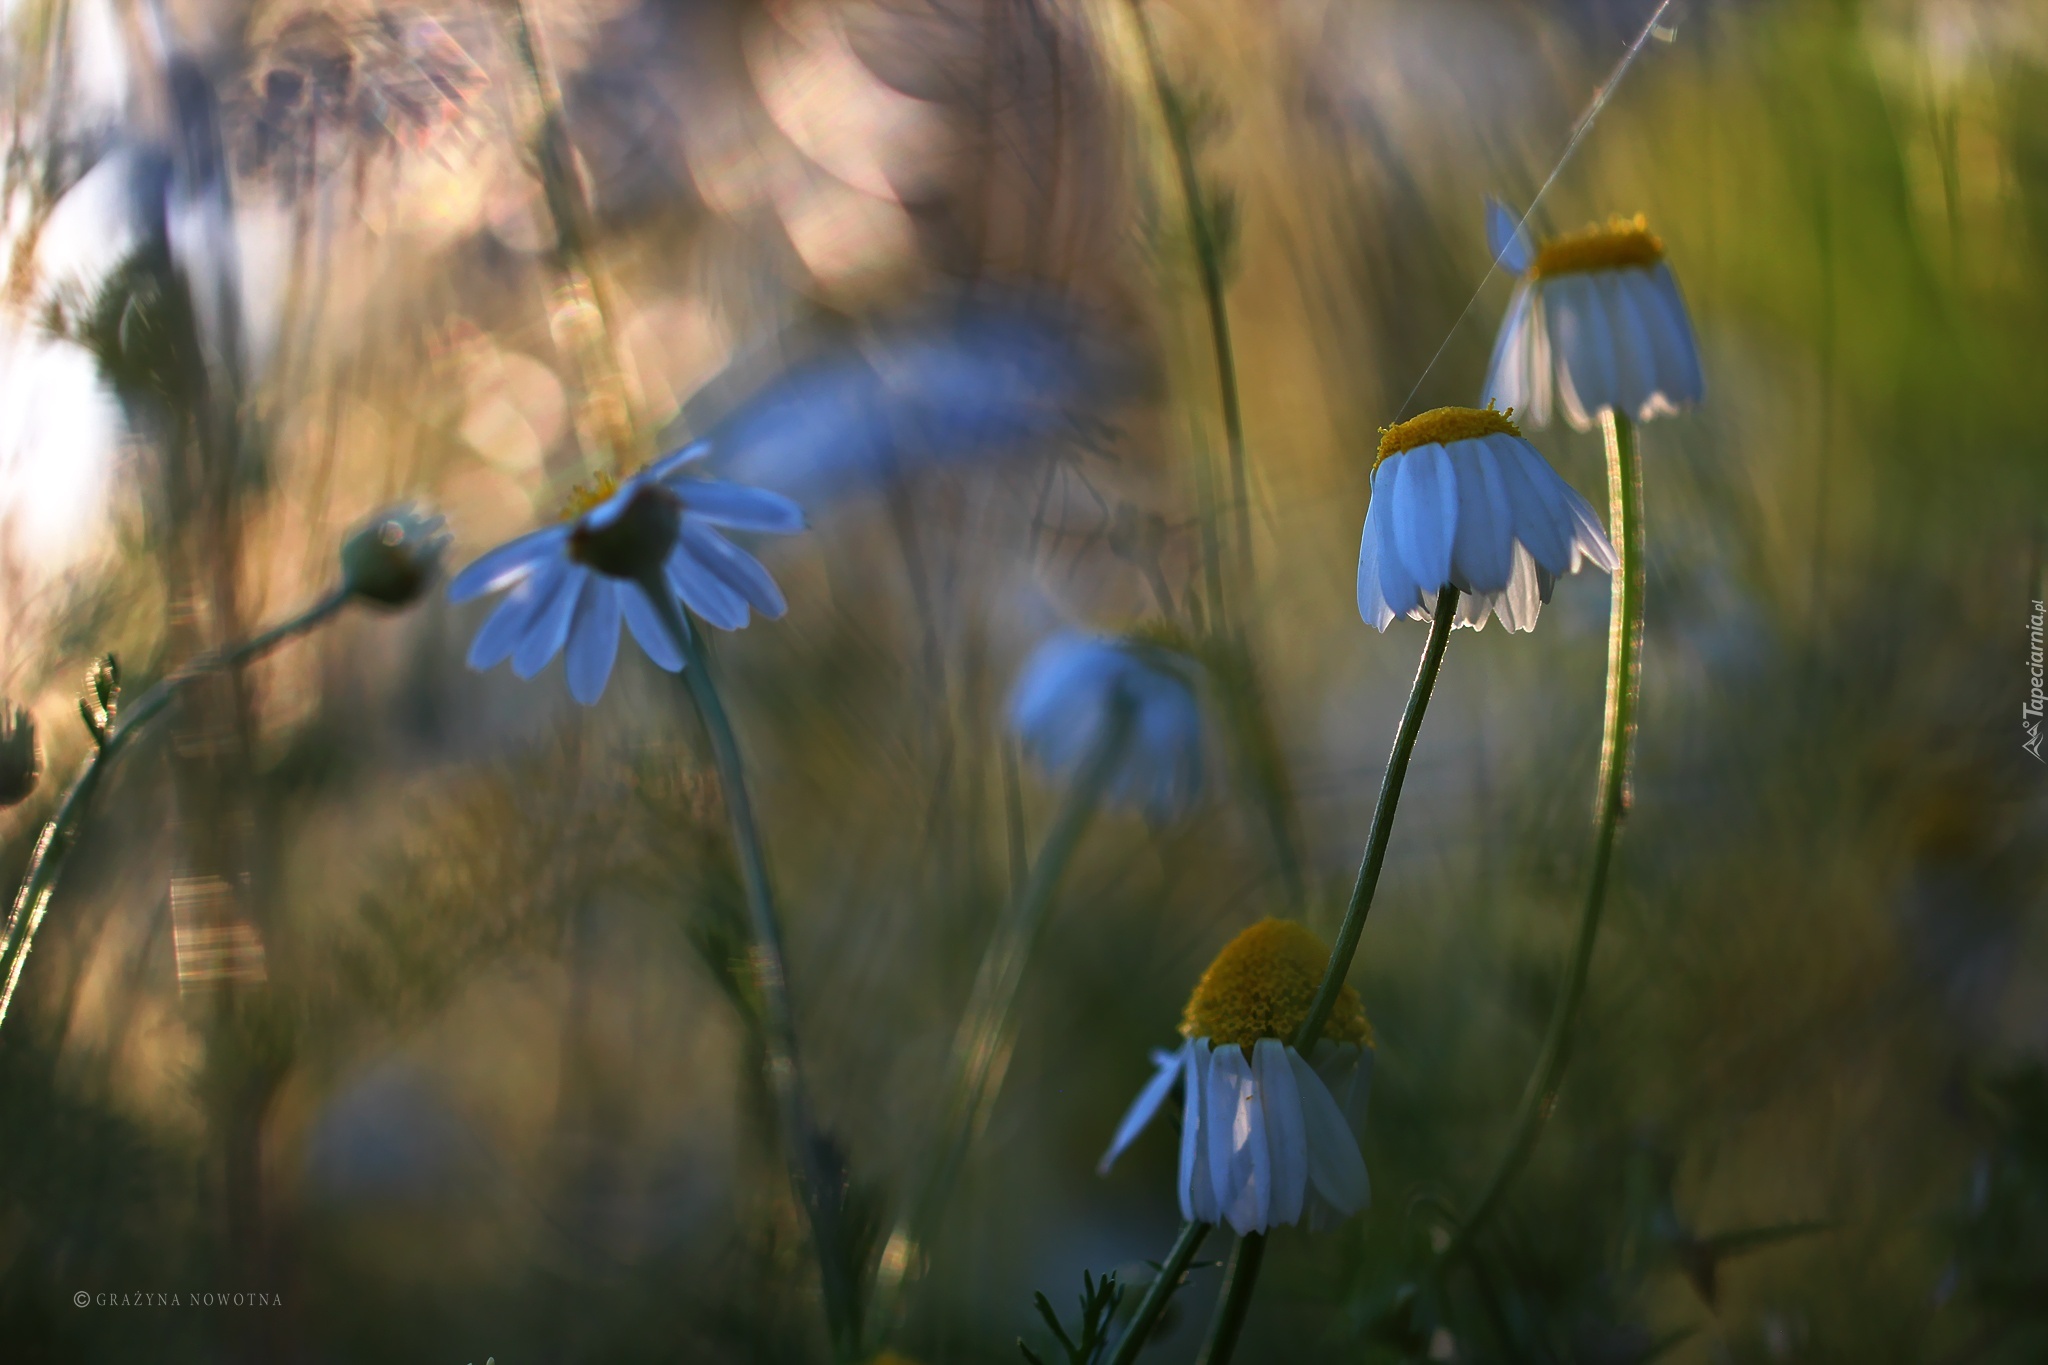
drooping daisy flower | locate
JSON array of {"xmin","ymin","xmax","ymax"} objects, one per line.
[
  {"xmin": 1008, "ymin": 632, "xmax": 1204, "ymax": 820},
  {"xmin": 1099, "ymin": 918, "xmax": 1374, "ymax": 1235},
  {"xmin": 448, "ymin": 445, "xmax": 804, "ymax": 705},
  {"xmin": 1358, "ymin": 404, "xmax": 1617, "ymax": 633},
  {"xmin": 1484, "ymin": 201, "xmax": 1705, "ymax": 430}
]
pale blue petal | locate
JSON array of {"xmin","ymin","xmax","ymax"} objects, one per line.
[
  {"xmin": 1641, "ymin": 264, "xmax": 1706, "ymax": 409},
  {"xmin": 1205, "ymin": 1044, "xmax": 1271, "ymax": 1235},
  {"xmin": 1287, "ymin": 1048, "xmax": 1370, "ymax": 1218},
  {"xmin": 1487, "ymin": 434, "xmax": 1571, "ymax": 575},
  {"xmin": 620, "ymin": 581, "xmax": 684, "ymax": 671},
  {"xmin": 646, "ymin": 439, "xmax": 713, "ymax": 480},
  {"xmin": 1482, "ymin": 280, "xmax": 1540, "ymax": 418},
  {"xmin": 1602, "ymin": 272, "xmax": 1660, "ymax": 419},
  {"xmin": 1357, "ymin": 496, "xmax": 1396, "ymax": 631},
  {"xmin": 511, "ymin": 563, "xmax": 586, "ymax": 678},
  {"xmin": 447, "ymin": 525, "xmax": 570, "ymax": 603},
  {"xmin": 1390, "ymin": 445, "xmax": 1457, "ymax": 598},
  {"xmin": 667, "ymin": 546, "xmax": 751, "ymax": 631},
  {"xmin": 1100, "ymin": 1044, "xmax": 1187, "ymax": 1175},
  {"xmin": 668, "ymin": 478, "xmax": 807, "ymax": 533},
  {"xmin": 1552, "ymin": 276, "xmax": 1618, "ymax": 430},
  {"xmin": 1448, "ymin": 439, "xmax": 1513, "ymax": 594},
  {"xmin": 1180, "ymin": 1042, "xmax": 1218, "ymax": 1224},
  {"xmin": 1255, "ymin": 1040, "xmax": 1307, "ymax": 1228},
  {"xmin": 1373, "ymin": 459, "xmax": 1421, "ymax": 618},
  {"xmin": 565, "ymin": 578, "xmax": 623, "ymax": 705},
  {"xmin": 467, "ymin": 558, "xmax": 566, "ymax": 670},
  {"xmin": 1485, "ymin": 196, "xmax": 1535, "ymax": 275},
  {"xmin": 679, "ymin": 518, "xmax": 789, "ymax": 618}
]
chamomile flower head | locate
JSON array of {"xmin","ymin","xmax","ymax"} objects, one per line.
[
  {"xmin": 1484, "ymin": 201, "xmax": 1705, "ymax": 430},
  {"xmin": 1008, "ymin": 630, "xmax": 1205, "ymax": 821},
  {"xmin": 447, "ymin": 443, "xmax": 804, "ymax": 705},
  {"xmin": 1358, "ymin": 405, "xmax": 1617, "ymax": 633},
  {"xmin": 1099, "ymin": 919, "xmax": 1376, "ymax": 1235}
]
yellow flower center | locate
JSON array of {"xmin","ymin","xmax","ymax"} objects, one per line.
[
  {"xmin": 1181, "ymin": 918, "xmax": 1372, "ymax": 1050},
  {"xmin": 1376, "ymin": 403, "xmax": 1521, "ymax": 468},
  {"xmin": 558, "ymin": 470, "xmax": 621, "ymax": 522},
  {"xmin": 1532, "ymin": 214, "xmax": 1665, "ymax": 278}
]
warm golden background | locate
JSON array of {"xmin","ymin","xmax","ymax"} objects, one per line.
[{"xmin": 2, "ymin": 0, "xmax": 2045, "ymax": 1360}]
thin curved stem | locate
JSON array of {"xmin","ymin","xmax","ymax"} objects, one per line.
[
  {"xmin": 1292, "ymin": 587, "xmax": 1459, "ymax": 1053},
  {"xmin": 0, "ymin": 586, "xmax": 350, "ymax": 1033},
  {"xmin": 869, "ymin": 699, "xmax": 1134, "ymax": 1336},
  {"xmin": 642, "ymin": 581, "xmax": 857, "ymax": 1358},
  {"xmin": 1105, "ymin": 1218, "xmax": 1211, "ymax": 1365},
  {"xmin": 1127, "ymin": 0, "xmax": 1250, "ymax": 614},
  {"xmin": 1440, "ymin": 410, "xmax": 1645, "ymax": 1267},
  {"xmin": 1194, "ymin": 1231, "xmax": 1265, "ymax": 1365}
]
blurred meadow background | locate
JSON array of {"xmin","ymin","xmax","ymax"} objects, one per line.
[{"xmin": 3, "ymin": 0, "xmax": 2048, "ymax": 1360}]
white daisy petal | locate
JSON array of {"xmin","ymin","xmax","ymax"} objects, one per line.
[
  {"xmin": 1390, "ymin": 445, "xmax": 1457, "ymax": 599},
  {"xmin": 1553, "ymin": 275, "xmax": 1617, "ymax": 430},
  {"xmin": 1356, "ymin": 497, "xmax": 1396, "ymax": 631},
  {"xmin": 1483, "ymin": 279, "xmax": 1539, "ymax": 417},
  {"xmin": 1180, "ymin": 1041, "xmax": 1219, "ymax": 1224},
  {"xmin": 1205, "ymin": 1043, "xmax": 1271, "ymax": 1235},
  {"xmin": 1448, "ymin": 439, "xmax": 1513, "ymax": 594},
  {"xmin": 1642, "ymin": 264, "xmax": 1706, "ymax": 408},
  {"xmin": 1486, "ymin": 434, "xmax": 1572, "ymax": 575},
  {"xmin": 1255, "ymin": 1040, "xmax": 1307, "ymax": 1228},
  {"xmin": 1101, "ymin": 1044, "xmax": 1186, "ymax": 1176},
  {"xmin": 1286, "ymin": 1047, "xmax": 1371, "ymax": 1218},
  {"xmin": 565, "ymin": 578, "xmax": 623, "ymax": 705},
  {"xmin": 1372, "ymin": 461, "xmax": 1422, "ymax": 619}
]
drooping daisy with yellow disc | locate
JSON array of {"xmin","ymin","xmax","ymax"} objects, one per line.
[
  {"xmin": 1099, "ymin": 919, "xmax": 1375, "ymax": 1235},
  {"xmin": 1357, "ymin": 404, "xmax": 1616, "ymax": 633},
  {"xmin": 448, "ymin": 443, "xmax": 805, "ymax": 704},
  {"xmin": 1483, "ymin": 200, "xmax": 1705, "ymax": 430}
]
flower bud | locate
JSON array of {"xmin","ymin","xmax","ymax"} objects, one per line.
[
  {"xmin": 0, "ymin": 703, "xmax": 41, "ymax": 807},
  {"xmin": 340, "ymin": 504, "xmax": 450, "ymax": 609}
]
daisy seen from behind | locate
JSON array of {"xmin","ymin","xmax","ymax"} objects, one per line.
[
  {"xmin": 448, "ymin": 444, "xmax": 805, "ymax": 705},
  {"xmin": 1484, "ymin": 201, "xmax": 1705, "ymax": 430},
  {"xmin": 1357, "ymin": 404, "xmax": 1616, "ymax": 633},
  {"xmin": 1100, "ymin": 918, "xmax": 1375, "ymax": 1236},
  {"xmin": 1009, "ymin": 631, "xmax": 1205, "ymax": 821}
]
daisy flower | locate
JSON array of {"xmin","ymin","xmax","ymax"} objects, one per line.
[
  {"xmin": 1484, "ymin": 202, "xmax": 1705, "ymax": 430},
  {"xmin": 1008, "ymin": 632, "xmax": 1204, "ymax": 821},
  {"xmin": 1358, "ymin": 404, "xmax": 1617, "ymax": 633},
  {"xmin": 1099, "ymin": 918, "xmax": 1375, "ymax": 1235},
  {"xmin": 447, "ymin": 446, "xmax": 804, "ymax": 705}
]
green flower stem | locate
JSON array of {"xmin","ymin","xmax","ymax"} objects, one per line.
[
  {"xmin": 1127, "ymin": 0, "xmax": 1251, "ymax": 609},
  {"xmin": 1106, "ymin": 1218, "xmax": 1212, "ymax": 1365},
  {"xmin": 0, "ymin": 586, "xmax": 350, "ymax": 1032},
  {"xmin": 641, "ymin": 581, "xmax": 857, "ymax": 1358},
  {"xmin": 1292, "ymin": 585, "xmax": 1459, "ymax": 1054},
  {"xmin": 1194, "ymin": 1231, "xmax": 1265, "ymax": 1365},
  {"xmin": 1175, "ymin": 590, "xmax": 1454, "ymax": 1351},
  {"xmin": 869, "ymin": 698, "xmax": 1135, "ymax": 1336},
  {"xmin": 1440, "ymin": 409, "xmax": 1645, "ymax": 1268}
]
